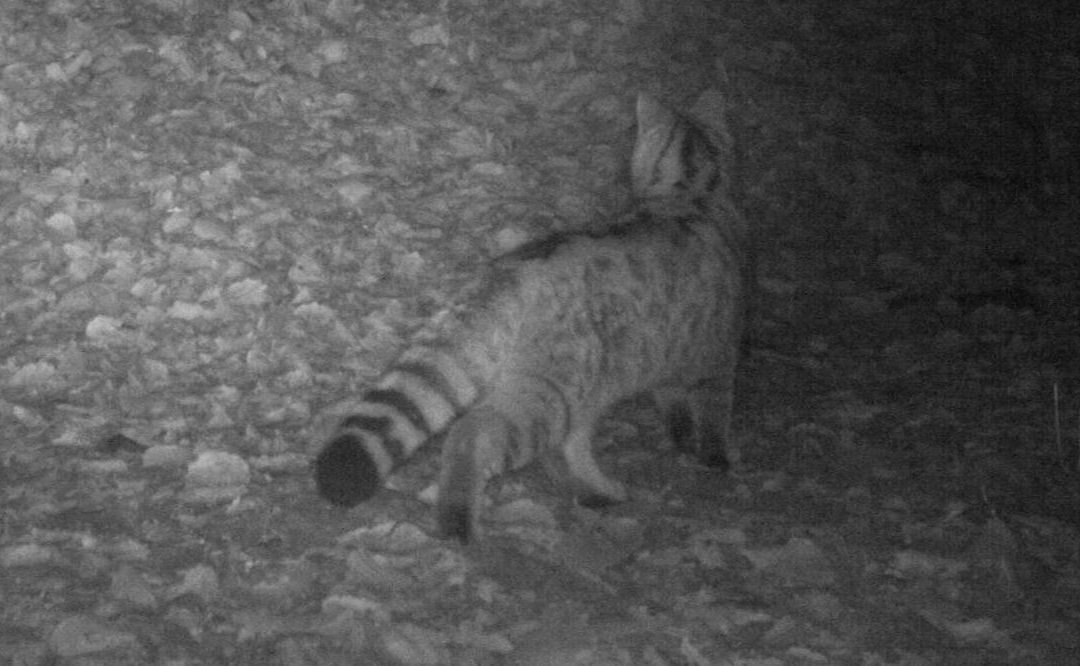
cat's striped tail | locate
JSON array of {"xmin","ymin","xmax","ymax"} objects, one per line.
[{"xmin": 314, "ymin": 346, "xmax": 480, "ymax": 508}]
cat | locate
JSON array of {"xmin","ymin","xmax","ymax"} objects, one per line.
[{"xmin": 314, "ymin": 92, "xmax": 747, "ymax": 542}]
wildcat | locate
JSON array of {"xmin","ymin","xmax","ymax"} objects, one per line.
[{"xmin": 314, "ymin": 93, "xmax": 747, "ymax": 542}]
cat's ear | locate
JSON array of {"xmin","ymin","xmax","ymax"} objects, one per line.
[{"xmin": 635, "ymin": 93, "xmax": 673, "ymax": 140}]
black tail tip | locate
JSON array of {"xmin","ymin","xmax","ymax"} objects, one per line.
[{"xmin": 314, "ymin": 433, "xmax": 382, "ymax": 507}]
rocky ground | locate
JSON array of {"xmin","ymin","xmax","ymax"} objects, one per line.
[{"xmin": 1, "ymin": 0, "xmax": 1078, "ymax": 663}]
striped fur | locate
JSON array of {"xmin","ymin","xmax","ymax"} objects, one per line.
[{"xmin": 315, "ymin": 93, "xmax": 747, "ymax": 542}]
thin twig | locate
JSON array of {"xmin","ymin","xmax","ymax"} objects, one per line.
[{"xmin": 1052, "ymin": 382, "xmax": 1061, "ymax": 461}]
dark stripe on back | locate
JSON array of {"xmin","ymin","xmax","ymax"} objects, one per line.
[
  {"xmin": 339, "ymin": 413, "xmax": 406, "ymax": 461},
  {"xmin": 505, "ymin": 233, "xmax": 572, "ymax": 261},
  {"xmin": 363, "ymin": 388, "xmax": 433, "ymax": 435}
]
